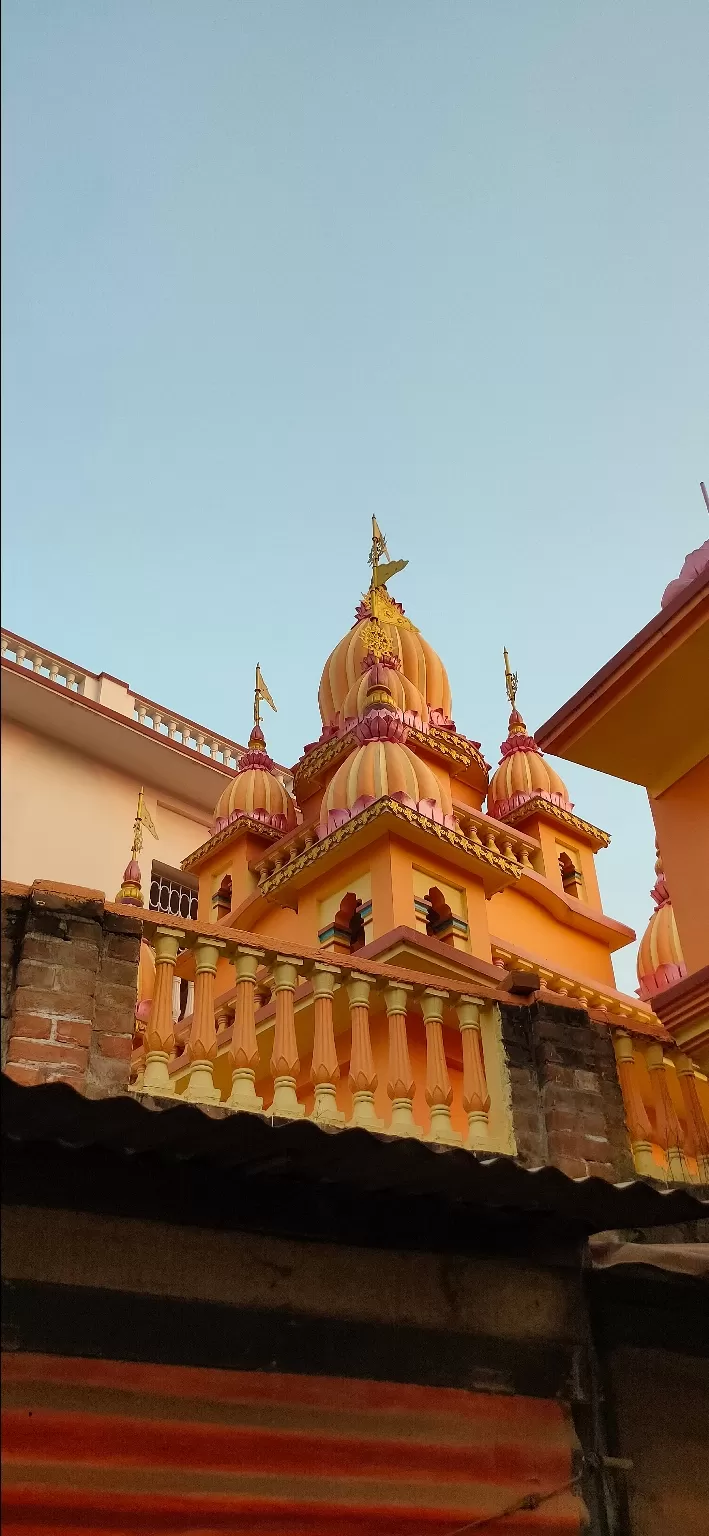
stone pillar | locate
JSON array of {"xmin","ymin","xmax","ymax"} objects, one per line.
[
  {"xmin": 347, "ymin": 973, "xmax": 383, "ymax": 1129},
  {"xmin": 310, "ymin": 964, "xmax": 345, "ymax": 1126},
  {"xmin": 143, "ymin": 928, "xmax": 184, "ymax": 1095},
  {"xmin": 385, "ymin": 983, "xmax": 421, "ymax": 1137},
  {"xmin": 457, "ymin": 996, "xmax": 491, "ymax": 1150},
  {"xmin": 3, "ymin": 882, "xmax": 140, "ymax": 1098},
  {"xmin": 421, "ymin": 989, "xmax": 461, "ymax": 1146},
  {"xmin": 613, "ymin": 1032, "xmax": 655, "ymax": 1178},
  {"xmin": 270, "ymin": 957, "xmax": 305, "ymax": 1118},
  {"xmin": 183, "ymin": 940, "xmax": 225, "ymax": 1105},
  {"xmin": 227, "ymin": 947, "xmax": 264, "ymax": 1113},
  {"xmin": 498, "ymin": 999, "xmax": 634, "ymax": 1181}
]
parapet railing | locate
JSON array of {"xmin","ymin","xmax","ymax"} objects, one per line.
[
  {"xmin": 1, "ymin": 631, "xmax": 87, "ymax": 693},
  {"xmin": 132, "ymin": 917, "xmax": 499, "ymax": 1151},
  {"xmin": 132, "ymin": 694, "xmax": 242, "ymax": 769},
  {"xmin": 131, "ymin": 914, "xmax": 709, "ymax": 1183}
]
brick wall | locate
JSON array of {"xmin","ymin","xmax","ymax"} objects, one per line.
[
  {"xmin": 500, "ymin": 999, "xmax": 634, "ymax": 1182},
  {"xmin": 1, "ymin": 881, "xmax": 140, "ymax": 1097}
]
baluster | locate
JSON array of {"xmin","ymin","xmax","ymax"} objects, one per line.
[
  {"xmin": 227, "ymin": 947, "xmax": 265, "ymax": 1112},
  {"xmin": 347, "ymin": 973, "xmax": 383, "ymax": 1129},
  {"xmin": 310, "ymin": 964, "xmax": 345, "ymax": 1125},
  {"xmin": 421, "ymin": 989, "xmax": 461, "ymax": 1145},
  {"xmin": 613, "ymin": 1033, "xmax": 654, "ymax": 1177},
  {"xmin": 645, "ymin": 1042, "xmax": 686, "ymax": 1182},
  {"xmin": 143, "ymin": 929, "xmax": 184, "ymax": 1095},
  {"xmin": 32, "ymin": 652, "xmax": 43, "ymax": 672},
  {"xmin": 0, "ymin": 636, "xmax": 7, "ymax": 656},
  {"xmin": 270, "ymin": 957, "xmax": 305, "ymax": 1117},
  {"xmin": 196, "ymin": 733, "xmax": 205, "ymax": 754},
  {"xmin": 456, "ymin": 996, "xmax": 491, "ymax": 1149},
  {"xmin": 184, "ymin": 940, "xmax": 225, "ymax": 1103},
  {"xmin": 137, "ymin": 705, "xmax": 147, "ymax": 725},
  {"xmin": 49, "ymin": 661, "xmax": 59, "ymax": 681},
  {"xmin": 385, "ymin": 983, "xmax": 421, "ymax": 1137},
  {"xmin": 675, "ymin": 1054, "xmax": 709, "ymax": 1183},
  {"xmin": 153, "ymin": 713, "xmax": 163, "ymax": 733},
  {"xmin": 16, "ymin": 646, "xmax": 26, "ymax": 665},
  {"xmin": 66, "ymin": 671, "xmax": 76, "ymax": 690},
  {"xmin": 168, "ymin": 718, "xmax": 178, "ymax": 739}
]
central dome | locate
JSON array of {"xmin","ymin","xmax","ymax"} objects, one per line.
[
  {"xmin": 322, "ymin": 737, "xmax": 452, "ymax": 818},
  {"xmin": 318, "ymin": 589, "xmax": 453, "ymax": 730}
]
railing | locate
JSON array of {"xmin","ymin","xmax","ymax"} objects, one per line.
[
  {"xmin": 1, "ymin": 632, "xmax": 87, "ymax": 693},
  {"xmin": 490, "ymin": 940, "xmax": 657, "ymax": 1033},
  {"xmin": 132, "ymin": 919, "xmax": 501, "ymax": 1152},
  {"xmin": 133, "ymin": 694, "xmax": 242, "ymax": 769},
  {"xmin": 130, "ymin": 915, "xmax": 709, "ymax": 1184}
]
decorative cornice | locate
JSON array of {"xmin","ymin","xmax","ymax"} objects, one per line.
[
  {"xmin": 254, "ymin": 795, "xmax": 523, "ymax": 898},
  {"xmin": 498, "ymin": 795, "xmax": 610, "ymax": 850},
  {"xmin": 293, "ymin": 720, "xmax": 490, "ymax": 801},
  {"xmin": 181, "ymin": 815, "xmax": 282, "ymax": 873}
]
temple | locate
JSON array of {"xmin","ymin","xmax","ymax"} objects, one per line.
[{"xmin": 2, "ymin": 519, "xmax": 708, "ymax": 1536}]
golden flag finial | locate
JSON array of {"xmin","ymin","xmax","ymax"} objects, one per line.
[
  {"xmin": 503, "ymin": 648, "xmax": 518, "ymax": 710},
  {"xmin": 254, "ymin": 664, "xmax": 277, "ymax": 728},
  {"xmin": 368, "ymin": 517, "xmax": 408, "ymax": 596}
]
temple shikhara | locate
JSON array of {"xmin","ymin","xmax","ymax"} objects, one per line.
[{"xmin": 2, "ymin": 517, "xmax": 708, "ymax": 1536}]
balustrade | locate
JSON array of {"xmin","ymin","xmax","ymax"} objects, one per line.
[{"xmin": 131, "ymin": 921, "xmax": 709, "ymax": 1184}]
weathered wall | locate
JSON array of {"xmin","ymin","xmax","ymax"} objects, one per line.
[
  {"xmin": 606, "ymin": 1345, "xmax": 709, "ymax": 1536},
  {"xmin": 500, "ymin": 998, "xmax": 634, "ymax": 1180},
  {"xmin": 1, "ymin": 881, "xmax": 139, "ymax": 1096}
]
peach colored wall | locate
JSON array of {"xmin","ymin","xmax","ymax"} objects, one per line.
[
  {"xmin": 487, "ymin": 885, "xmax": 616, "ymax": 985},
  {"xmin": 1, "ymin": 719, "xmax": 210, "ymax": 898},
  {"xmin": 650, "ymin": 755, "xmax": 709, "ymax": 975}
]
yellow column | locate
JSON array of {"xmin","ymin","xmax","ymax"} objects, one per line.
[
  {"xmin": 675, "ymin": 1054, "xmax": 709, "ymax": 1184},
  {"xmin": 310, "ymin": 964, "xmax": 345, "ymax": 1127},
  {"xmin": 385, "ymin": 983, "xmax": 421, "ymax": 1138},
  {"xmin": 347, "ymin": 973, "xmax": 384, "ymax": 1130},
  {"xmin": 227, "ymin": 947, "xmax": 265, "ymax": 1113},
  {"xmin": 270, "ymin": 957, "xmax": 305, "ymax": 1118},
  {"xmin": 143, "ymin": 928, "xmax": 184, "ymax": 1096},
  {"xmin": 457, "ymin": 996, "xmax": 491, "ymax": 1150},
  {"xmin": 421, "ymin": 989, "xmax": 461, "ymax": 1146},
  {"xmin": 184, "ymin": 940, "xmax": 225, "ymax": 1104},
  {"xmin": 645, "ymin": 1042, "xmax": 686, "ymax": 1183},
  {"xmin": 613, "ymin": 1032, "xmax": 655, "ymax": 1177}
]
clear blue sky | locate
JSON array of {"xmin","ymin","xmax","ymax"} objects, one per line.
[{"xmin": 2, "ymin": 0, "xmax": 707, "ymax": 990}]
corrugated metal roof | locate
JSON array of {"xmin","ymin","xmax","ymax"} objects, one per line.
[{"xmin": 3, "ymin": 1074, "xmax": 707, "ymax": 1232}]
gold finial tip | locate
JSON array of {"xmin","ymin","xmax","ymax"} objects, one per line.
[{"xmin": 503, "ymin": 647, "xmax": 518, "ymax": 710}]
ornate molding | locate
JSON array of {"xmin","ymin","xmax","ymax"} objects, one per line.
[
  {"xmin": 255, "ymin": 796, "xmax": 523, "ymax": 897},
  {"xmin": 499, "ymin": 796, "xmax": 610, "ymax": 849},
  {"xmin": 182, "ymin": 815, "xmax": 282, "ymax": 873}
]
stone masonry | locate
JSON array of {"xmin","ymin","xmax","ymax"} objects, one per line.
[
  {"xmin": 1, "ymin": 880, "xmax": 140, "ymax": 1097},
  {"xmin": 500, "ymin": 998, "xmax": 634, "ymax": 1182}
]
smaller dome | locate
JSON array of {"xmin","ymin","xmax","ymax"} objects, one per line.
[
  {"xmin": 115, "ymin": 857, "xmax": 143, "ymax": 906},
  {"xmin": 214, "ymin": 725, "xmax": 297, "ymax": 833},
  {"xmin": 637, "ymin": 851, "xmax": 686, "ymax": 1000},
  {"xmin": 487, "ymin": 707, "xmax": 571, "ymax": 820},
  {"xmin": 339, "ymin": 657, "xmax": 429, "ymax": 727},
  {"xmin": 322, "ymin": 733, "xmax": 452, "ymax": 819}
]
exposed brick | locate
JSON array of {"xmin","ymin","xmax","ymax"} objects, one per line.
[
  {"xmin": 54, "ymin": 1018, "xmax": 92, "ymax": 1048},
  {"xmin": 6, "ymin": 1038, "xmax": 88, "ymax": 1070},
  {"xmin": 15, "ymin": 959, "xmax": 56, "ymax": 990},
  {"xmin": 3, "ymin": 1063, "xmax": 42, "ymax": 1086},
  {"xmin": 55, "ymin": 966, "xmax": 97, "ymax": 996},
  {"xmin": 93, "ymin": 1003, "xmax": 137, "ymax": 1035},
  {"xmin": 8, "ymin": 1015, "xmax": 53, "ymax": 1041},
  {"xmin": 84, "ymin": 1056, "xmax": 132, "ymax": 1098},
  {"xmin": 104, "ymin": 932, "xmax": 142, "ymax": 962},
  {"xmin": 21, "ymin": 935, "xmax": 98, "ymax": 967},
  {"xmin": 554, "ymin": 1157, "xmax": 588, "ymax": 1179},
  {"xmin": 99, "ymin": 957, "xmax": 141, "ymax": 987},
  {"xmin": 94, "ymin": 1032, "xmax": 133, "ymax": 1060}
]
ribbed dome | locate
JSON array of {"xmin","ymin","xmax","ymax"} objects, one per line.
[
  {"xmin": 318, "ymin": 592, "xmax": 452, "ymax": 729},
  {"xmin": 322, "ymin": 737, "xmax": 452, "ymax": 818},
  {"xmin": 487, "ymin": 709, "xmax": 571, "ymax": 820},
  {"xmin": 214, "ymin": 725, "xmax": 297, "ymax": 832},
  {"xmin": 339, "ymin": 661, "xmax": 428, "ymax": 725},
  {"xmin": 637, "ymin": 853, "xmax": 686, "ymax": 1000}
]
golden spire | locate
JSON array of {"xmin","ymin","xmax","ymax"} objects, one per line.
[
  {"xmin": 503, "ymin": 648, "xmax": 518, "ymax": 710},
  {"xmin": 115, "ymin": 788, "xmax": 158, "ymax": 905},
  {"xmin": 254, "ymin": 664, "xmax": 277, "ymax": 729},
  {"xmin": 368, "ymin": 516, "xmax": 408, "ymax": 596}
]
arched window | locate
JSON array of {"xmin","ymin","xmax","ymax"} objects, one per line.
[
  {"xmin": 212, "ymin": 874, "xmax": 232, "ymax": 921},
  {"xmin": 318, "ymin": 892, "xmax": 366, "ymax": 953},
  {"xmin": 424, "ymin": 886, "xmax": 455, "ymax": 944},
  {"xmin": 559, "ymin": 853, "xmax": 583, "ymax": 900}
]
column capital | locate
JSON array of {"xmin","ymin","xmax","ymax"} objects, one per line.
[
  {"xmin": 457, "ymin": 997, "xmax": 485, "ymax": 1029},
  {"xmin": 153, "ymin": 929, "xmax": 185, "ymax": 964},
  {"xmin": 235, "ymin": 947, "xmax": 264, "ymax": 982},
  {"xmin": 347, "ymin": 972, "xmax": 372, "ymax": 1007},
  {"xmin": 420, "ymin": 988, "xmax": 449, "ymax": 1024},
  {"xmin": 312, "ymin": 965, "xmax": 340, "ymax": 1000},
  {"xmin": 384, "ymin": 983, "xmax": 414, "ymax": 1015},
  {"xmin": 194, "ymin": 938, "xmax": 226, "ymax": 974},
  {"xmin": 273, "ymin": 956, "xmax": 303, "ymax": 991}
]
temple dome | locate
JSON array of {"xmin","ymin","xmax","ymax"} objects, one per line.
[
  {"xmin": 318, "ymin": 592, "xmax": 453, "ymax": 730},
  {"xmin": 339, "ymin": 660, "xmax": 428, "ymax": 726},
  {"xmin": 214, "ymin": 725, "xmax": 297, "ymax": 833},
  {"xmin": 322, "ymin": 736, "xmax": 452, "ymax": 819},
  {"xmin": 636, "ymin": 852, "xmax": 686, "ymax": 1000},
  {"xmin": 487, "ymin": 707, "xmax": 571, "ymax": 821}
]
